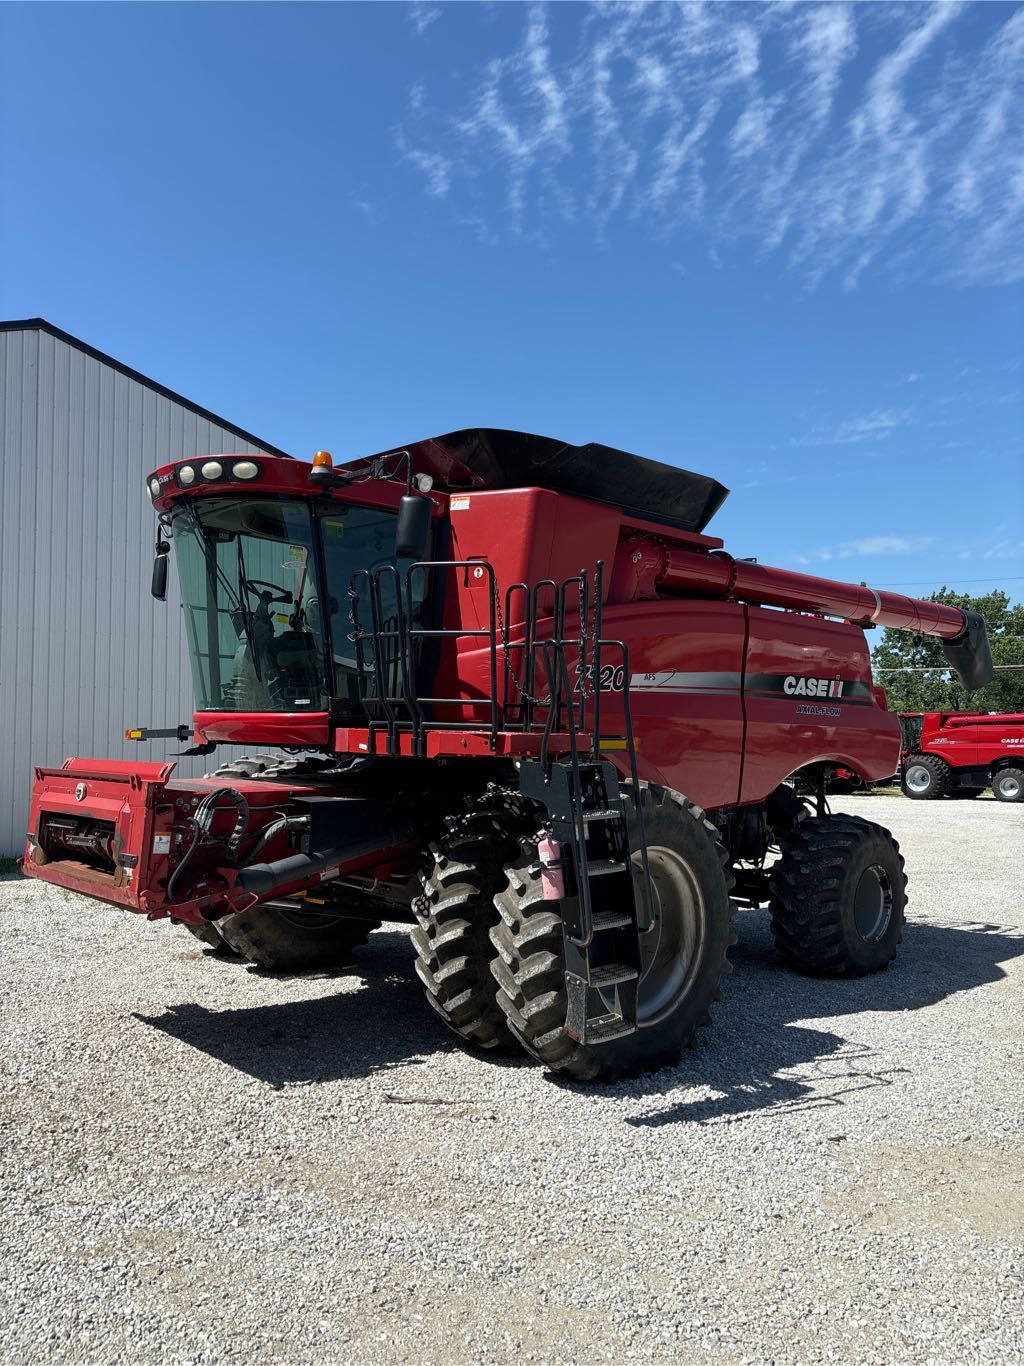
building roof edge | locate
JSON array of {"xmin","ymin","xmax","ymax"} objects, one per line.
[{"xmin": 0, "ymin": 317, "xmax": 292, "ymax": 458}]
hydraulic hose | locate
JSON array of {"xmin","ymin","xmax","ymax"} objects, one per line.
[
  {"xmin": 166, "ymin": 787, "xmax": 250, "ymax": 902},
  {"xmin": 239, "ymin": 814, "xmax": 309, "ymax": 867}
]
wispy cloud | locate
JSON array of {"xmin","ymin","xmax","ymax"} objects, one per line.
[
  {"xmin": 794, "ymin": 408, "xmax": 913, "ymax": 447},
  {"xmin": 453, "ymin": 5, "xmax": 572, "ymax": 222},
  {"xmin": 984, "ymin": 538, "xmax": 1024, "ymax": 560},
  {"xmin": 408, "ymin": 3, "xmax": 440, "ymax": 38},
  {"xmin": 398, "ymin": 2, "xmax": 1024, "ymax": 287},
  {"xmin": 395, "ymin": 131, "xmax": 451, "ymax": 198},
  {"xmin": 793, "ymin": 535, "xmax": 936, "ymax": 565}
]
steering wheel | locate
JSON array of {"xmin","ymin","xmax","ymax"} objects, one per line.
[{"xmin": 244, "ymin": 579, "xmax": 292, "ymax": 605}]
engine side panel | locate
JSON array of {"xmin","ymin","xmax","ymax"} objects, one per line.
[
  {"xmin": 739, "ymin": 606, "xmax": 900, "ymax": 802},
  {"xmin": 600, "ymin": 600, "xmax": 747, "ymax": 809}
]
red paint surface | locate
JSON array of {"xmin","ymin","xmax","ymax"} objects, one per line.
[{"xmin": 193, "ymin": 711, "xmax": 331, "ymax": 746}]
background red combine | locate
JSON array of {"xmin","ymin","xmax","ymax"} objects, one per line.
[
  {"xmin": 22, "ymin": 429, "xmax": 995, "ymax": 1080},
  {"xmin": 900, "ymin": 711, "xmax": 1024, "ymax": 802}
]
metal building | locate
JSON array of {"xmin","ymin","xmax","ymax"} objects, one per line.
[{"xmin": 0, "ymin": 319, "xmax": 289, "ymax": 855}]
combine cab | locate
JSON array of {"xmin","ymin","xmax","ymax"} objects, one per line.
[{"xmin": 23, "ymin": 429, "xmax": 995, "ymax": 1080}]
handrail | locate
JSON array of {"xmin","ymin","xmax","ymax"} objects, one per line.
[{"xmin": 348, "ymin": 559, "xmax": 637, "ymax": 765}]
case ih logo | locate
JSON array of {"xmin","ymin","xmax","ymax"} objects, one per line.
[{"xmin": 783, "ymin": 675, "xmax": 846, "ymax": 699}]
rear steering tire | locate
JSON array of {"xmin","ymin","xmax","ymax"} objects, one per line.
[
  {"xmin": 993, "ymin": 767, "xmax": 1024, "ymax": 803},
  {"xmin": 901, "ymin": 754, "xmax": 950, "ymax": 800},
  {"xmin": 490, "ymin": 782, "xmax": 735, "ymax": 1082},
  {"xmin": 768, "ymin": 814, "xmax": 907, "ymax": 977}
]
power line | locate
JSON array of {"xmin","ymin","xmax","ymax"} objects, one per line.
[
  {"xmin": 874, "ymin": 664, "xmax": 1024, "ymax": 672},
  {"xmin": 875, "ymin": 576, "xmax": 1024, "ymax": 587}
]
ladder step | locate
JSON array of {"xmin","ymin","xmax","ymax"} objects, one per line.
[
  {"xmin": 589, "ymin": 963, "xmax": 639, "ymax": 988},
  {"xmin": 591, "ymin": 910, "xmax": 634, "ymax": 931},
  {"xmin": 585, "ymin": 1013, "xmax": 637, "ymax": 1044},
  {"xmin": 585, "ymin": 859, "xmax": 629, "ymax": 878}
]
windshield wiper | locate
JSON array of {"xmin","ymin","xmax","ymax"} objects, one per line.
[{"xmin": 235, "ymin": 537, "xmax": 263, "ymax": 682}]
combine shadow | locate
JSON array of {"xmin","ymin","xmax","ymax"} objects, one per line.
[
  {"xmin": 137, "ymin": 914, "xmax": 1024, "ymax": 1115},
  {"xmin": 135, "ymin": 928, "xmax": 491, "ymax": 1088},
  {"xmin": 621, "ymin": 911, "xmax": 1024, "ymax": 1127}
]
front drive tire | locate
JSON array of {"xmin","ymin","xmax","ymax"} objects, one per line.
[
  {"xmin": 768, "ymin": 815, "xmax": 907, "ymax": 977},
  {"xmin": 194, "ymin": 756, "xmax": 383, "ymax": 970},
  {"xmin": 412, "ymin": 789, "xmax": 531, "ymax": 1052},
  {"xmin": 993, "ymin": 767, "xmax": 1024, "ymax": 803},
  {"xmin": 490, "ymin": 783, "xmax": 735, "ymax": 1082},
  {"xmin": 216, "ymin": 900, "xmax": 380, "ymax": 971},
  {"xmin": 185, "ymin": 922, "xmax": 235, "ymax": 954}
]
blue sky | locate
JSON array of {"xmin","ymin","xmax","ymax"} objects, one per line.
[{"xmin": 2, "ymin": 1, "xmax": 1021, "ymax": 598}]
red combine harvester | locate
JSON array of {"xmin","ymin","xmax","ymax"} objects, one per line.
[
  {"xmin": 23, "ymin": 430, "xmax": 994, "ymax": 1080},
  {"xmin": 900, "ymin": 712, "xmax": 1024, "ymax": 802}
]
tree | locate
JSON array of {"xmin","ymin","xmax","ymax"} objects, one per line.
[{"xmin": 870, "ymin": 589, "xmax": 1024, "ymax": 713}]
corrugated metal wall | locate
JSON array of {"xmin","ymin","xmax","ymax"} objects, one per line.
[{"xmin": 0, "ymin": 326, "xmax": 277, "ymax": 854}]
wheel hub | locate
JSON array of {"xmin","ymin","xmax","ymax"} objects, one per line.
[
  {"xmin": 853, "ymin": 864, "xmax": 894, "ymax": 943},
  {"xmin": 621, "ymin": 847, "xmax": 705, "ymax": 1028},
  {"xmin": 905, "ymin": 765, "xmax": 933, "ymax": 793}
]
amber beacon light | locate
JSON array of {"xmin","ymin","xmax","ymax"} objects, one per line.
[{"xmin": 308, "ymin": 449, "xmax": 334, "ymax": 485}]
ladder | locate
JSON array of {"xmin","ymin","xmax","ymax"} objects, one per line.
[{"xmin": 518, "ymin": 758, "xmax": 647, "ymax": 1045}]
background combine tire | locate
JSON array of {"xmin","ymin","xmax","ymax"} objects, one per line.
[
  {"xmin": 490, "ymin": 783, "xmax": 735, "ymax": 1082},
  {"xmin": 993, "ymin": 767, "xmax": 1024, "ymax": 803},
  {"xmin": 412, "ymin": 788, "xmax": 530, "ymax": 1052},
  {"xmin": 768, "ymin": 814, "xmax": 906, "ymax": 977},
  {"xmin": 216, "ymin": 900, "xmax": 379, "ymax": 971},
  {"xmin": 901, "ymin": 754, "xmax": 950, "ymax": 800}
]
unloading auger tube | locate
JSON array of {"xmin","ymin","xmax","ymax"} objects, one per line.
[{"xmin": 613, "ymin": 536, "xmax": 993, "ymax": 691}]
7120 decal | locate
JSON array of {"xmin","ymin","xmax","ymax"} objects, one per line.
[{"xmin": 574, "ymin": 663, "xmax": 626, "ymax": 694}]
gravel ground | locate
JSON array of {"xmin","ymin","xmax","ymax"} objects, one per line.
[{"xmin": 1, "ymin": 794, "xmax": 1022, "ymax": 1364}]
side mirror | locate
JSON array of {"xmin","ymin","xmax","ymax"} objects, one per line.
[
  {"xmin": 151, "ymin": 552, "xmax": 169, "ymax": 601},
  {"xmin": 395, "ymin": 494, "xmax": 432, "ymax": 560}
]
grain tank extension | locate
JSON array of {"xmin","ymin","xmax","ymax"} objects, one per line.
[{"xmin": 23, "ymin": 429, "xmax": 993, "ymax": 1080}]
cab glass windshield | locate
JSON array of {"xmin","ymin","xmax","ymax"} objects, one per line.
[
  {"xmin": 171, "ymin": 498, "xmax": 328, "ymax": 712},
  {"xmin": 170, "ymin": 496, "xmax": 425, "ymax": 714}
]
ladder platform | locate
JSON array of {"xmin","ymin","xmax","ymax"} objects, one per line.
[
  {"xmin": 585, "ymin": 1014, "xmax": 637, "ymax": 1044},
  {"xmin": 585, "ymin": 859, "xmax": 629, "ymax": 878},
  {"xmin": 591, "ymin": 910, "xmax": 634, "ymax": 931},
  {"xmin": 587, "ymin": 963, "xmax": 640, "ymax": 989}
]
